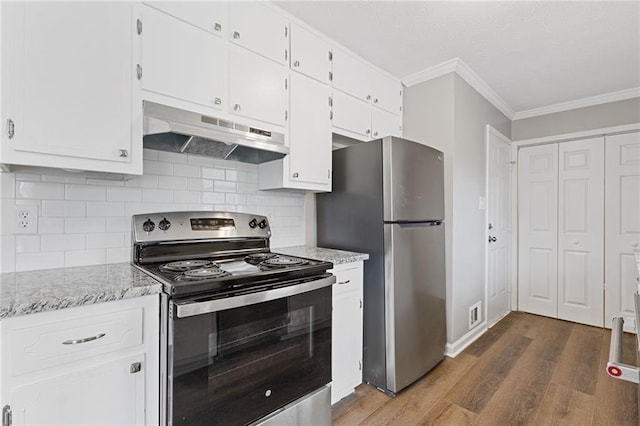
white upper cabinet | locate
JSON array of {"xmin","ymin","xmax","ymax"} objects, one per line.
[
  {"xmin": 0, "ymin": 2, "xmax": 142, "ymax": 174},
  {"xmin": 332, "ymin": 91, "xmax": 371, "ymax": 139},
  {"xmin": 145, "ymin": 1, "xmax": 227, "ymax": 36},
  {"xmin": 140, "ymin": 5, "xmax": 226, "ymax": 111},
  {"xmin": 372, "ymin": 107, "xmax": 402, "ymax": 139},
  {"xmin": 259, "ymin": 72, "xmax": 331, "ymax": 192},
  {"xmin": 289, "ymin": 23, "xmax": 331, "ymax": 85},
  {"xmin": 288, "ymin": 73, "xmax": 331, "ymax": 187},
  {"xmin": 229, "ymin": 2, "xmax": 288, "ymax": 65},
  {"xmin": 330, "ymin": 45, "xmax": 402, "ymax": 141},
  {"xmin": 370, "ymin": 69, "xmax": 402, "ymax": 115},
  {"xmin": 228, "ymin": 47, "xmax": 287, "ymax": 127},
  {"xmin": 331, "ymin": 46, "xmax": 372, "ymax": 102}
]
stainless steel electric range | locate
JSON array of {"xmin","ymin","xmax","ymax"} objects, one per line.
[{"xmin": 132, "ymin": 211, "xmax": 335, "ymax": 426}]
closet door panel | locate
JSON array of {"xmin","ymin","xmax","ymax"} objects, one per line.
[
  {"xmin": 557, "ymin": 137, "xmax": 604, "ymax": 327},
  {"xmin": 604, "ymin": 131, "xmax": 640, "ymax": 330},
  {"xmin": 518, "ymin": 144, "xmax": 559, "ymax": 317}
]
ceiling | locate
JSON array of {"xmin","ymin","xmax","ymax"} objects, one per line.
[{"xmin": 275, "ymin": 1, "xmax": 640, "ymax": 117}]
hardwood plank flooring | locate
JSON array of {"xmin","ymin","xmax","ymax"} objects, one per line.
[{"xmin": 332, "ymin": 312, "xmax": 639, "ymax": 425}]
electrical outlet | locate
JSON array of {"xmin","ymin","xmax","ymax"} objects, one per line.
[{"xmin": 14, "ymin": 203, "xmax": 39, "ymax": 234}]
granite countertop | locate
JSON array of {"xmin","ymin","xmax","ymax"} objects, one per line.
[
  {"xmin": 277, "ymin": 246, "xmax": 369, "ymax": 265},
  {"xmin": 0, "ymin": 263, "xmax": 162, "ymax": 319}
]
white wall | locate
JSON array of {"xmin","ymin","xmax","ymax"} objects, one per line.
[
  {"xmin": 0, "ymin": 149, "xmax": 307, "ymax": 273},
  {"xmin": 511, "ymin": 97, "xmax": 640, "ymax": 140},
  {"xmin": 403, "ymin": 72, "xmax": 511, "ymax": 345}
]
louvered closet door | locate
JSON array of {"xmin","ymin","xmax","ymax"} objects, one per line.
[
  {"xmin": 557, "ymin": 137, "xmax": 604, "ymax": 326},
  {"xmin": 518, "ymin": 144, "xmax": 559, "ymax": 318},
  {"xmin": 604, "ymin": 132, "xmax": 640, "ymax": 331}
]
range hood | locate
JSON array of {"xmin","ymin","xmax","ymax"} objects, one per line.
[{"xmin": 143, "ymin": 101, "xmax": 288, "ymax": 164}]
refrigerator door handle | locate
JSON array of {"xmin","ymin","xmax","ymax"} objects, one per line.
[{"xmin": 384, "ymin": 220, "xmax": 443, "ymax": 226}]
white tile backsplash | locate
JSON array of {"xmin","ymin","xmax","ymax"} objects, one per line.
[{"xmin": 0, "ymin": 149, "xmax": 307, "ymax": 272}]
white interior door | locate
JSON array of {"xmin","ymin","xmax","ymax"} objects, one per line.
[
  {"xmin": 487, "ymin": 127, "xmax": 512, "ymax": 326},
  {"xmin": 604, "ymin": 131, "xmax": 640, "ymax": 331},
  {"xmin": 557, "ymin": 137, "xmax": 604, "ymax": 326},
  {"xmin": 518, "ymin": 144, "xmax": 559, "ymax": 318}
]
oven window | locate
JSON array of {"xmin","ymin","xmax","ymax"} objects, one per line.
[{"xmin": 170, "ymin": 286, "xmax": 332, "ymax": 425}]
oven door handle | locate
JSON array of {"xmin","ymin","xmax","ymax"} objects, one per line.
[{"xmin": 173, "ymin": 275, "xmax": 336, "ymax": 318}]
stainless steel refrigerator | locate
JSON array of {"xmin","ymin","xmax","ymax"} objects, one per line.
[{"xmin": 317, "ymin": 136, "xmax": 446, "ymax": 396}]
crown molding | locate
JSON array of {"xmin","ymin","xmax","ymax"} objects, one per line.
[
  {"xmin": 454, "ymin": 60, "xmax": 515, "ymax": 119},
  {"xmin": 512, "ymin": 87, "xmax": 640, "ymax": 120},
  {"xmin": 401, "ymin": 58, "xmax": 459, "ymax": 87},
  {"xmin": 401, "ymin": 58, "xmax": 515, "ymax": 119}
]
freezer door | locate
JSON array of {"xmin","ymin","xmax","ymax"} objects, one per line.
[
  {"xmin": 382, "ymin": 137, "xmax": 444, "ymax": 222},
  {"xmin": 384, "ymin": 222, "xmax": 446, "ymax": 393}
]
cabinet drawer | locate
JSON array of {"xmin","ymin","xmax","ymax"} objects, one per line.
[
  {"xmin": 332, "ymin": 267, "xmax": 362, "ymax": 296},
  {"xmin": 6, "ymin": 308, "xmax": 143, "ymax": 377}
]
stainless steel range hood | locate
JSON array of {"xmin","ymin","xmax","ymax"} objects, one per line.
[{"xmin": 143, "ymin": 101, "xmax": 288, "ymax": 164}]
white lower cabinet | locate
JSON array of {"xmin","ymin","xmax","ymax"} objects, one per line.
[
  {"xmin": 330, "ymin": 262, "xmax": 363, "ymax": 404},
  {"xmin": 0, "ymin": 295, "xmax": 159, "ymax": 426}
]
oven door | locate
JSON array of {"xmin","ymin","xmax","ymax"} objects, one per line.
[{"xmin": 166, "ymin": 275, "xmax": 334, "ymax": 426}]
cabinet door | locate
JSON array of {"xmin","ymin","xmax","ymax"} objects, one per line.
[
  {"xmin": 370, "ymin": 70, "xmax": 402, "ymax": 115},
  {"xmin": 331, "ymin": 266, "xmax": 363, "ymax": 404},
  {"xmin": 331, "ymin": 46, "xmax": 371, "ymax": 103},
  {"xmin": 8, "ymin": 3, "xmax": 136, "ymax": 166},
  {"xmin": 141, "ymin": 5, "xmax": 225, "ymax": 110},
  {"xmin": 145, "ymin": 1, "xmax": 227, "ymax": 36},
  {"xmin": 289, "ymin": 73, "xmax": 331, "ymax": 186},
  {"xmin": 290, "ymin": 23, "xmax": 330, "ymax": 85},
  {"xmin": 228, "ymin": 47, "xmax": 287, "ymax": 127},
  {"xmin": 9, "ymin": 353, "xmax": 146, "ymax": 426},
  {"xmin": 332, "ymin": 90, "xmax": 371, "ymax": 139},
  {"xmin": 372, "ymin": 107, "xmax": 402, "ymax": 139},
  {"xmin": 229, "ymin": 2, "xmax": 288, "ymax": 64}
]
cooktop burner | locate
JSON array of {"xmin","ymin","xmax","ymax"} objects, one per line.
[
  {"xmin": 261, "ymin": 256, "xmax": 309, "ymax": 268},
  {"xmin": 160, "ymin": 260, "xmax": 218, "ymax": 272},
  {"xmin": 244, "ymin": 253, "xmax": 277, "ymax": 265},
  {"xmin": 178, "ymin": 267, "xmax": 230, "ymax": 281}
]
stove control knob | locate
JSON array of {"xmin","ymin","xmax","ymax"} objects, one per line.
[
  {"xmin": 258, "ymin": 219, "xmax": 268, "ymax": 229},
  {"xmin": 249, "ymin": 218, "xmax": 258, "ymax": 229},
  {"xmin": 158, "ymin": 218, "xmax": 171, "ymax": 231},
  {"xmin": 142, "ymin": 219, "xmax": 155, "ymax": 233}
]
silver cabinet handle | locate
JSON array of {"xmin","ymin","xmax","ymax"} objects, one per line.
[
  {"xmin": 118, "ymin": 149, "xmax": 129, "ymax": 158},
  {"xmin": 234, "ymin": 104, "xmax": 241, "ymax": 111},
  {"xmin": 214, "ymin": 23, "xmax": 222, "ymax": 32},
  {"xmin": 63, "ymin": 333, "xmax": 106, "ymax": 345},
  {"xmin": 366, "ymin": 94, "xmax": 371, "ymax": 101},
  {"xmin": 374, "ymin": 131, "xmax": 379, "ymax": 137},
  {"xmin": 366, "ymin": 129, "xmax": 371, "ymax": 135},
  {"xmin": 214, "ymin": 97, "xmax": 222, "ymax": 105},
  {"xmin": 572, "ymin": 240, "xmax": 580, "ymax": 245},
  {"xmin": 233, "ymin": 31, "xmax": 240, "ymax": 39},
  {"xmin": 293, "ymin": 60, "xmax": 300, "ymax": 67},
  {"xmin": 130, "ymin": 362, "xmax": 142, "ymax": 374},
  {"xmin": 337, "ymin": 280, "xmax": 351, "ymax": 285},
  {"xmin": 374, "ymin": 98, "xmax": 379, "ymax": 104},
  {"xmin": 292, "ymin": 172, "xmax": 299, "ymax": 178},
  {"xmin": 7, "ymin": 119, "xmax": 15, "ymax": 139}
]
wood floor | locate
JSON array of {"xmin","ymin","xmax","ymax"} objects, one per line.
[{"xmin": 332, "ymin": 312, "xmax": 639, "ymax": 425}]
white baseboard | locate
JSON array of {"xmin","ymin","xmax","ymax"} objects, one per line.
[{"xmin": 445, "ymin": 321, "xmax": 487, "ymax": 358}]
